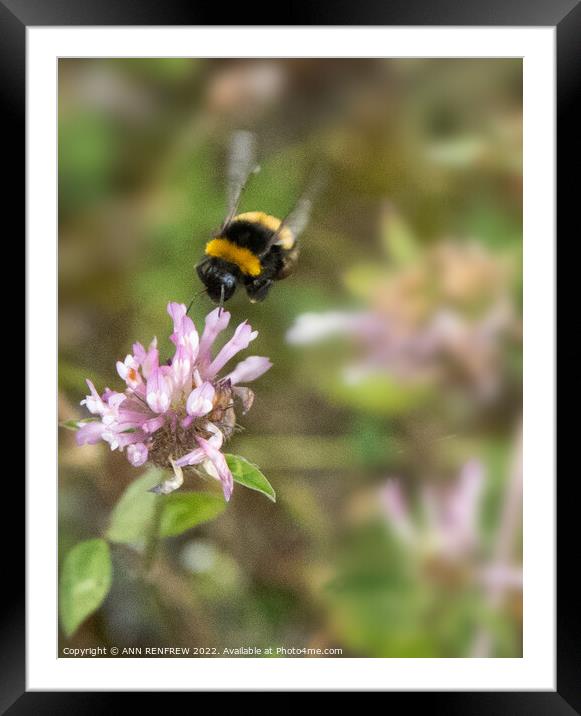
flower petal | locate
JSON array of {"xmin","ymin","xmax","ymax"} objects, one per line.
[
  {"xmin": 171, "ymin": 345, "xmax": 192, "ymax": 388},
  {"xmin": 224, "ymin": 355, "xmax": 272, "ymax": 385},
  {"xmin": 76, "ymin": 421, "xmax": 106, "ymax": 445},
  {"xmin": 116, "ymin": 354, "xmax": 142, "ymax": 389},
  {"xmin": 197, "ymin": 307, "xmax": 231, "ymax": 367},
  {"xmin": 127, "ymin": 442, "xmax": 149, "ymax": 466},
  {"xmin": 205, "ymin": 321, "xmax": 257, "ymax": 378},
  {"xmin": 142, "ymin": 340, "xmax": 159, "ymax": 379},
  {"xmin": 181, "ymin": 316, "xmax": 200, "ymax": 360},
  {"xmin": 80, "ymin": 379, "xmax": 105, "ymax": 415},
  {"xmin": 142, "ymin": 416, "xmax": 166, "ymax": 434},
  {"xmin": 186, "ymin": 382, "xmax": 215, "ymax": 417},
  {"xmin": 132, "ymin": 341, "xmax": 146, "ymax": 363},
  {"xmin": 167, "ymin": 301, "xmax": 187, "ymax": 329},
  {"xmin": 146, "ymin": 367, "xmax": 172, "ymax": 414},
  {"xmin": 168, "ymin": 302, "xmax": 200, "ymax": 361},
  {"xmin": 174, "ymin": 447, "xmax": 205, "ymax": 468},
  {"xmin": 132, "ymin": 339, "xmax": 159, "ymax": 379},
  {"xmin": 195, "ymin": 435, "xmax": 233, "ymax": 501},
  {"xmin": 99, "ymin": 391, "xmax": 126, "ymax": 426}
]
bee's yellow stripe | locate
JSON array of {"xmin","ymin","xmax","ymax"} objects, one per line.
[
  {"xmin": 234, "ymin": 211, "xmax": 295, "ymax": 250},
  {"xmin": 205, "ymin": 238, "xmax": 262, "ymax": 277},
  {"xmin": 234, "ymin": 211, "xmax": 281, "ymax": 232}
]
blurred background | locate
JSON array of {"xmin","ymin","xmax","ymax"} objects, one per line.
[{"xmin": 58, "ymin": 58, "xmax": 522, "ymax": 657}]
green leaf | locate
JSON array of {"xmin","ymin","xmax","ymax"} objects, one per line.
[
  {"xmin": 225, "ymin": 454, "xmax": 276, "ymax": 502},
  {"xmin": 106, "ymin": 469, "xmax": 162, "ymax": 544},
  {"xmin": 59, "ymin": 539, "xmax": 112, "ymax": 637},
  {"xmin": 159, "ymin": 492, "xmax": 227, "ymax": 537}
]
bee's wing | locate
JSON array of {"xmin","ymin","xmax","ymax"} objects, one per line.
[
  {"xmin": 261, "ymin": 173, "xmax": 325, "ymax": 254},
  {"xmin": 222, "ymin": 131, "xmax": 260, "ymax": 231}
]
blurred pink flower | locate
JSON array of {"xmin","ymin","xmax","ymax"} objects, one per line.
[
  {"xmin": 287, "ymin": 241, "xmax": 516, "ymax": 400},
  {"xmin": 421, "ymin": 459, "xmax": 484, "ymax": 559},
  {"xmin": 381, "ymin": 456, "xmax": 522, "ymax": 615},
  {"xmin": 289, "ymin": 303, "xmax": 513, "ymax": 398},
  {"xmin": 380, "ymin": 460, "xmax": 485, "ymax": 562},
  {"xmin": 477, "ymin": 563, "xmax": 522, "ymax": 591},
  {"xmin": 380, "ymin": 480, "xmax": 416, "ymax": 544},
  {"xmin": 76, "ymin": 302, "xmax": 271, "ymax": 500}
]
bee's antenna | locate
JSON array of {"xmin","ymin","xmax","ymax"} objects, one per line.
[
  {"xmin": 218, "ymin": 284, "xmax": 225, "ymax": 317},
  {"xmin": 186, "ymin": 287, "xmax": 207, "ymax": 315}
]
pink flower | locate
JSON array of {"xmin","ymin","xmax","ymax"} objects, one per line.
[
  {"xmin": 223, "ymin": 355, "xmax": 272, "ymax": 385},
  {"xmin": 381, "ymin": 460, "xmax": 485, "ymax": 561},
  {"xmin": 195, "ymin": 435, "xmax": 234, "ymax": 502},
  {"xmin": 380, "ymin": 480, "xmax": 416, "ymax": 544},
  {"xmin": 186, "ymin": 382, "xmax": 215, "ymax": 417},
  {"xmin": 76, "ymin": 421, "xmax": 106, "ymax": 445},
  {"xmin": 116, "ymin": 354, "xmax": 143, "ymax": 390},
  {"xmin": 127, "ymin": 442, "xmax": 149, "ymax": 467},
  {"xmin": 75, "ymin": 302, "xmax": 272, "ymax": 501},
  {"xmin": 286, "ymin": 241, "xmax": 516, "ymax": 401},
  {"xmin": 205, "ymin": 321, "xmax": 258, "ymax": 378},
  {"xmin": 146, "ymin": 367, "xmax": 173, "ymax": 414}
]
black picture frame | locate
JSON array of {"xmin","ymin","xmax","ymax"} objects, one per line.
[{"xmin": 9, "ymin": 0, "xmax": 578, "ymax": 709}]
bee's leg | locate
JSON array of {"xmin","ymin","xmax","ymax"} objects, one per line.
[
  {"xmin": 245, "ymin": 277, "xmax": 273, "ymax": 303},
  {"xmin": 187, "ymin": 286, "xmax": 209, "ymax": 315}
]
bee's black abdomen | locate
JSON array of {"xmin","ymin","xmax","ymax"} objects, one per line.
[{"xmin": 222, "ymin": 220, "xmax": 273, "ymax": 255}]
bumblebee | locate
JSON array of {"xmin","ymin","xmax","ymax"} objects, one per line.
[{"xmin": 196, "ymin": 132, "xmax": 317, "ymax": 304}]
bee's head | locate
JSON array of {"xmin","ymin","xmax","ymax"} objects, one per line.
[{"xmin": 197, "ymin": 259, "xmax": 238, "ymax": 304}]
